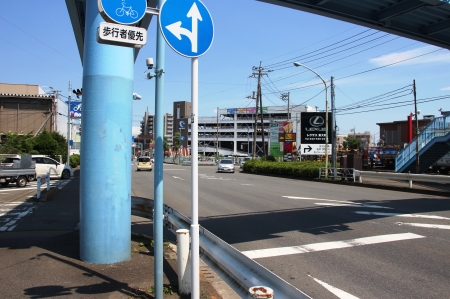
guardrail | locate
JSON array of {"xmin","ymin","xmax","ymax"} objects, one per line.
[
  {"xmin": 130, "ymin": 197, "xmax": 311, "ymax": 299},
  {"xmin": 354, "ymin": 170, "xmax": 450, "ymax": 188},
  {"xmin": 320, "ymin": 167, "xmax": 355, "ymax": 181},
  {"xmin": 36, "ymin": 173, "xmax": 50, "ymax": 199}
]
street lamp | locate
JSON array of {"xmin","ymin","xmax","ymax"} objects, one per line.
[{"xmin": 293, "ymin": 62, "xmax": 329, "ymax": 177}]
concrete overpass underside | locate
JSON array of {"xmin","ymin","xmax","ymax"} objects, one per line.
[{"xmin": 258, "ymin": 0, "xmax": 450, "ymax": 50}]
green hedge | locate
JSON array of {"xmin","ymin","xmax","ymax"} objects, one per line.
[
  {"xmin": 70, "ymin": 154, "xmax": 80, "ymax": 168},
  {"xmin": 242, "ymin": 160, "xmax": 326, "ymax": 179}
]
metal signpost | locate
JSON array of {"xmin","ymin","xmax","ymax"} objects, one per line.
[{"xmin": 160, "ymin": 1, "xmax": 214, "ymax": 297}]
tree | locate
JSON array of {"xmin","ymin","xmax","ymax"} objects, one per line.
[
  {"xmin": 0, "ymin": 132, "xmax": 34, "ymax": 154},
  {"xmin": 29, "ymin": 130, "xmax": 59, "ymax": 156},
  {"xmin": 173, "ymin": 132, "xmax": 181, "ymax": 151},
  {"xmin": 163, "ymin": 137, "xmax": 169, "ymax": 152},
  {"xmin": 343, "ymin": 136, "xmax": 362, "ymax": 151}
]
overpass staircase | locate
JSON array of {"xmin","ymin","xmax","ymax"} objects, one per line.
[{"xmin": 396, "ymin": 115, "xmax": 450, "ymax": 173}]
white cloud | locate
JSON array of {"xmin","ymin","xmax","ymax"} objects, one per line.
[
  {"xmin": 369, "ymin": 46, "xmax": 450, "ymax": 67},
  {"xmin": 441, "ymin": 87, "xmax": 450, "ymax": 91}
]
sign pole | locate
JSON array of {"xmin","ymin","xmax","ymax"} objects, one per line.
[{"xmin": 191, "ymin": 57, "xmax": 200, "ymax": 298}]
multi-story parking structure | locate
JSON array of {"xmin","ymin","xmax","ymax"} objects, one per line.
[{"xmin": 192, "ymin": 105, "xmax": 316, "ymax": 156}]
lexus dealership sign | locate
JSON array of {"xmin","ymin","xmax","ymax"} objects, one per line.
[{"xmin": 300, "ymin": 112, "xmax": 332, "ymax": 144}]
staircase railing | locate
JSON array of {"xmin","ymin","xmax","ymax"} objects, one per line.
[{"xmin": 395, "ymin": 115, "xmax": 450, "ymax": 172}]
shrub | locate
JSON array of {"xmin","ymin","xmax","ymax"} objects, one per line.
[
  {"xmin": 242, "ymin": 160, "xmax": 323, "ymax": 179},
  {"xmin": 70, "ymin": 154, "xmax": 80, "ymax": 168}
]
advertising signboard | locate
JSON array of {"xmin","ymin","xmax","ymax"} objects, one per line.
[
  {"xmin": 65, "ymin": 101, "xmax": 82, "ymax": 118},
  {"xmin": 300, "ymin": 112, "xmax": 332, "ymax": 144}
]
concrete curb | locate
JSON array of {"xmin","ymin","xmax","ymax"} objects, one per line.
[{"xmin": 35, "ymin": 187, "xmax": 59, "ymax": 202}]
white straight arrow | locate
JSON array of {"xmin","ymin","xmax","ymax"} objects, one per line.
[{"xmin": 165, "ymin": 2, "xmax": 202, "ymax": 52}]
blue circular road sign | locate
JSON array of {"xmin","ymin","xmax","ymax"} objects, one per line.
[
  {"xmin": 159, "ymin": 0, "xmax": 214, "ymax": 58},
  {"xmin": 179, "ymin": 120, "xmax": 186, "ymax": 128},
  {"xmin": 98, "ymin": 0, "xmax": 147, "ymax": 25}
]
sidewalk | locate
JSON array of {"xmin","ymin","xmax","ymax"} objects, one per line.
[{"xmin": 0, "ymin": 170, "xmax": 225, "ymax": 299}]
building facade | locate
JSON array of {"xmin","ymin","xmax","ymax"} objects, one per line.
[{"xmin": 0, "ymin": 83, "xmax": 56, "ymax": 138}]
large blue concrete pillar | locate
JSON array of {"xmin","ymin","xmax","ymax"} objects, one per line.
[{"xmin": 80, "ymin": 0, "xmax": 133, "ymax": 264}]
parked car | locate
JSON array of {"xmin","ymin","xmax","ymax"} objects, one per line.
[
  {"xmin": 218, "ymin": 159, "xmax": 235, "ymax": 173},
  {"xmin": 137, "ymin": 156, "xmax": 153, "ymax": 171},
  {"xmin": 240, "ymin": 157, "xmax": 252, "ymax": 168},
  {"xmin": 31, "ymin": 156, "xmax": 73, "ymax": 179}
]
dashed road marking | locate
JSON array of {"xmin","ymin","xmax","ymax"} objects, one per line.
[
  {"xmin": 241, "ymin": 233, "xmax": 424, "ymax": 259},
  {"xmin": 395, "ymin": 222, "xmax": 450, "ymax": 230},
  {"xmin": 355, "ymin": 211, "xmax": 450, "ymax": 220},
  {"xmin": 284, "ymin": 196, "xmax": 392, "ymax": 209}
]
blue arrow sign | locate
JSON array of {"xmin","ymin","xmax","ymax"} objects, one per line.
[
  {"xmin": 98, "ymin": 0, "xmax": 147, "ymax": 25},
  {"xmin": 159, "ymin": 0, "xmax": 214, "ymax": 58},
  {"xmin": 180, "ymin": 136, "xmax": 185, "ymax": 141},
  {"xmin": 179, "ymin": 120, "xmax": 185, "ymax": 128}
]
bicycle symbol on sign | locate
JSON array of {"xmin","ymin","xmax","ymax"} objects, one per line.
[{"xmin": 116, "ymin": 1, "xmax": 138, "ymax": 19}]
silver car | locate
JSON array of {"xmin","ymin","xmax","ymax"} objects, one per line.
[{"xmin": 218, "ymin": 159, "xmax": 235, "ymax": 173}]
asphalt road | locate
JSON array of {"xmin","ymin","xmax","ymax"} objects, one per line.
[{"xmin": 131, "ymin": 163, "xmax": 450, "ymax": 299}]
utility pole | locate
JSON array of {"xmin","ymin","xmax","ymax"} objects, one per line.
[
  {"xmin": 414, "ymin": 80, "xmax": 419, "ymax": 174},
  {"xmin": 250, "ymin": 62, "xmax": 270, "ymax": 158},
  {"xmin": 258, "ymin": 75, "xmax": 266, "ymax": 156},
  {"xmin": 216, "ymin": 107, "xmax": 219, "ymax": 158},
  {"xmin": 67, "ymin": 82, "xmax": 71, "ymax": 166},
  {"xmin": 281, "ymin": 92, "xmax": 290, "ymax": 122},
  {"xmin": 331, "ymin": 77, "xmax": 336, "ymax": 179}
]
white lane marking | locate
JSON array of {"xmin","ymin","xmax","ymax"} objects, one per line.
[
  {"xmin": 395, "ymin": 222, "xmax": 450, "ymax": 230},
  {"xmin": 355, "ymin": 211, "xmax": 450, "ymax": 220},
  {"xmin": 315, "ymin": 203, "xmax": 392, "ymax": 209},
  {"xmin": 241, "ymin": 233, "xmax": 424, "ymax": 259},
  {"xmin": 172, "ymin": 176, "xmax": 184, "ymax": 180},
  {"xmin": 241, "ymin": 184, "xmax": 254, "ymax": 186},
  {"xmin": 284, "ymin": 196, "xmax": 392, "ymax": 209},
  {"xmin": 309, "ymin": 275, "xmax": 360, "ymax": 299},
  {"xmin": 2, "ymin": 202, "xmax": 34, "ymax": 205},
  {"xmin": 284, "ymin": 196, "xmax": 356, "ymax": 204},
  {"xmin": 0, "ymin": 187, "xmax": 36, "ymax": 192}
]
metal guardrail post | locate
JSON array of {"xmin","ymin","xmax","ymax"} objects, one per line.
[{"xmin": 37, "ymin": 176, "xmax": 42, "ymax": 199}]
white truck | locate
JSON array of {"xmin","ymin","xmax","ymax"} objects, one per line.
[
  {"xmin": 0, "ymin": 155, "xmax": 36, "ymax": 187},
  {"xmin": 431, "ymin": 151, "xmax": 450, "ymax": 175}
]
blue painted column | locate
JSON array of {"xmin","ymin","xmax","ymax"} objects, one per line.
[
  {"xmin": 80, "ymin": 0, "xmax": 133, "ymax": 264},
  {"xmin": 154, "ymin": 1, "xmax": 165, "ymax": 297}
]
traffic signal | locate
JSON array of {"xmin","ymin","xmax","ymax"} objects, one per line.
[{"xmin": 72, "ymin": 88, "xmax": 82, "ymax": 98}]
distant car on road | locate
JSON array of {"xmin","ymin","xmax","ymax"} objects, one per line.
[
  {"xmin": 0, "ymin": 155, "xmax": 21, "ymax": 167},
  {"xmin": 240, "ymin": 157, "xmax": 252, "ymax": 168},
  {"xmin": 31, "ymin": 156, "xmax": 73, "ymax": 179},
  {"xmin": 218, "ymin": 159, "xmax": 235, "ymax": 173},
  {"xmin": 137, "ymin": 156, "xmax": 153, "ymax": 171}
]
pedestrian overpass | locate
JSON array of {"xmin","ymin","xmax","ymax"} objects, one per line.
[
  {"xmin": 259, "ymin": 0, "xmax": 450, "ymax": 50},
  {"xmin": 66, "ymin": 0, "xmax": 450, "ymax": 63},
  {"xmin": 395, "ymin": 114, "xmax": 450, "ymax": 173}
]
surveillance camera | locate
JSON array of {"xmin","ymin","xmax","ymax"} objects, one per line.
[{"xmin": 146, "ymin": 58, "xmax": 154, "ymax": 69}]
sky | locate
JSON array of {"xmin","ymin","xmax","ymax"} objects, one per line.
[{"xmin": 1, "ymin": 0, "xmax": 449, "ymax": 140}]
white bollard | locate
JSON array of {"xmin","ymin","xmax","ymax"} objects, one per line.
[
  {"xmin": 248, "ymin": 286, "xmax": 274, "ymax": 298},
  {"xmin": 36, "ymin": 176, "xmax": 42, "ymax": 199},
  {"xmin": 177, "ymin": 229, "xmax": 191, "ymax": 295},
  {"xmin": 46, "ymin": 173, "xmax": 50, "ymax": 191}
]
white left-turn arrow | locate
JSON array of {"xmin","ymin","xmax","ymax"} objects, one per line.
[{"xmin": 165, "ymin": 2, "xmax": 202, "ymax": 52}]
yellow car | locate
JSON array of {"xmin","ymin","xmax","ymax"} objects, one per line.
[{"xmin": 137, "ymin": 156, "xmax": 153, "ymax": 171}]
